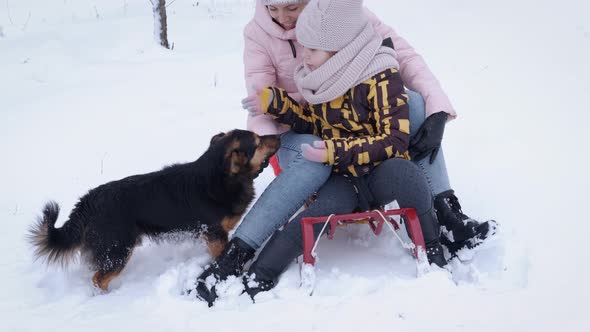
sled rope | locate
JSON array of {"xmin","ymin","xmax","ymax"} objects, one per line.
[
  {"xmin": 310, "ymin": 214, "xmax": 335, "ymax": 258},
  {"xmin": 373, "ymin": 209, "xmax": 415, "ymax": 250}
]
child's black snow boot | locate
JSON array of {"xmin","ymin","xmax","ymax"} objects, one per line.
[
  {"xmin": 241, "ymin": 228, "xmax": 303, "ymax": 301},
  {"xmin": 426, "ymin": 240, "xmax": 447, "ymax": 268},
  {"xmin": 415, "ymin": 207, "xmax": 448, "ymax": 267},
  {"xmin": 242, "ymin": 273, "xmax": 275, "ymax": 301}
]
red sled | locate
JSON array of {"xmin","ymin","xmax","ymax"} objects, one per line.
[{"xmin": 299, "ymin": 208, "xmax": 428, "ymax": 293}]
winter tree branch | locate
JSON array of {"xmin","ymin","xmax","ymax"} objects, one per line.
[
  {"xmin": 6, "ymin": 1, "xmax": 31, "ymax": 31},
  {"xmin": 21, "ymin": 11, "xmax": 31, "ymax": 30},
  {"xmin": 94, "ymin": 5, "xmax": 100, "ymax": 20},
  {"xmin": 6, "ymin": 0, "xmax": 14, "ymax": 25}
]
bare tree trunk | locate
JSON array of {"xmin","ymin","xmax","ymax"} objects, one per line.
[{"xmin": 152, "ymin": 0, "xmax": 170, "ymax": 49}]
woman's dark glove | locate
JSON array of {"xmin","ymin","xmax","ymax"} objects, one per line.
[{"xmin": 409, "ymin": 111, "xmax": 448, "ymax": 164}]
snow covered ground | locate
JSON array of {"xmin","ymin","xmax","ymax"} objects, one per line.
[{"xmin": 1, "ymin": 0, "xmax": 588, "ymax": 331}]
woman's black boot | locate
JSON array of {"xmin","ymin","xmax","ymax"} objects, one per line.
[{"xmin": 195, "ymin": 237, "xmax": 255, "ymax": 307}]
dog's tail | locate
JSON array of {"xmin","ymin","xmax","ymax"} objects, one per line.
[{"xmin": 28, "ymin": 201, "xmax": 84, "ymax": 266}]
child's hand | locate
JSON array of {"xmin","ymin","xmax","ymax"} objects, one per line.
[
  {"xmin": 241, "ymin": 87, "xmax": 274, "ymax": 116},
  {"xmin": 241, "ymin": 95, "xmax": 264, "ymax": 116},
  {"xmin": 301, "ymin": 141, "xmax": 327, "ymax": 163}
]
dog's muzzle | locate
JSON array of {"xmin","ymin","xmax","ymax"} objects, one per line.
[{"xmin": 254, "ymin": 158, "xmax": 271, "ymax": 178}]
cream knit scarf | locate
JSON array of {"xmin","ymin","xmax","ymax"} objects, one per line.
[{"xmin": 294, "ymin": 23, "xmax": 399, "ymax": 105}]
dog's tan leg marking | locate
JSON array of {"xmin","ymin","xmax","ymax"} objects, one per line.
[
  {"xmin": 206, "ymin": 239, "xmax": 227, "ymax": 258},
  {"xmin": 202, "ymin": 216, "xmax": 243, "ymax": 258},
  {"xmin": 221, "ymin": 215, "xmax": 242, "ymax": 233},
  {"xmin": 91, "ymin": 244, "xmax": 136, "ymax": 291},
  {"xmin": 92, "ymin": 270, "xmax": 123, "ymax": 291}
]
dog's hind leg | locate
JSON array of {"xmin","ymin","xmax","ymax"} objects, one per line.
[
  {"xmin": 91, "ymin": 242, "xmax": 136, "ymax": 291},
  {"xmin": 93, "ymin": 269, "xmax": 123, "ymax": 291}
]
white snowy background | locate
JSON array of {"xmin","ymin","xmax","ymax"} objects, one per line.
[{"xmin": 1, "ymin": 0, "xmax": 588, "ymax": 331}]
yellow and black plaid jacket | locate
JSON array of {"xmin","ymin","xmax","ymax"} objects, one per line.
[{"xmin": 261, "ymin": 68, "xmax": 410, "ymax": 177}]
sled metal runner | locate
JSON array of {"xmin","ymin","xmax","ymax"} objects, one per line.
[{"xmin": 301, "ymin": 208, "xmax": 426, "ymax": 267}]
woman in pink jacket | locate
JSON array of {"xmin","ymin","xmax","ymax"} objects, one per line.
[
  {"xmin": 194, "ymin": 0, "xmax": 496, "ymax": 304},
  {"xmin": 241, "ymin": 0, "xmax": 494, "ymax": 251}
]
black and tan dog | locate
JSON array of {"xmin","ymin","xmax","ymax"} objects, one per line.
[{"xmin": 29, "ymin": 129, "xmax": 280, "ymax": 291}]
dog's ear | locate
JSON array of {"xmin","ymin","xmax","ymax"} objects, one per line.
[
  {"xmin": 210, "ymin": 132, "xmax": 226, "ymax": 146},
  {"xmin": 229, "ymin": 150, "xmax": 248, "ymax": 175}
]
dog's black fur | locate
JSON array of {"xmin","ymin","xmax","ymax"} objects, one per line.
[{"xmin": 28, "ymin": 129, "xmax": 280, "ymax": 291}]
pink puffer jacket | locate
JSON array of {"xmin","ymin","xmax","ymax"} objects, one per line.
[{"xmin": 244, "ymin": 0, "xmax": 456, "ymax": 135}]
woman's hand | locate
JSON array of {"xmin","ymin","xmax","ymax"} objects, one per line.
[
  {"xmin": 301, "ymin": 141, "xmax": 327, "ymax": 163},
  {"xmin": 409, "ymin": 111, "xmax": 448, "ymax": 164}
]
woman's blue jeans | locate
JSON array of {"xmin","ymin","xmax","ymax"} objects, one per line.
[
  {"xmin": 233, "ymin": 90, "xmax": 451, "ymax": 249},
  {"xmin": 233, "ymin": 131, "xmax": 332, "ymax": 249}
]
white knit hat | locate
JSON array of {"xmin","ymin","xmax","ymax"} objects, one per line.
[
  {"xmin": 296, "ymin": 0, "xmax": 368, "ymax": 52},
  {"xmin": 260, "ymin": 0, "xmax": 309, "ymax": 5}
]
